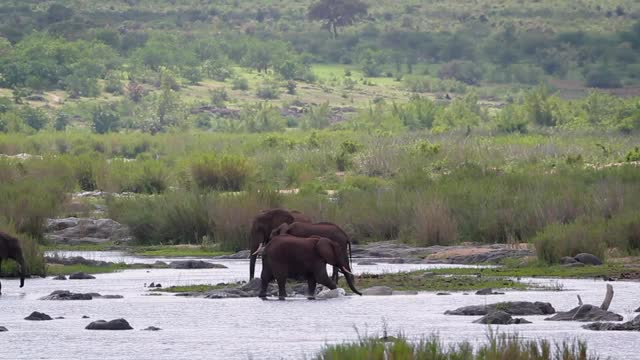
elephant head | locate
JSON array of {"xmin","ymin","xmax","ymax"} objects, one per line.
[
  {"xmin": 249, "ymin": 209, "xmax": 295, "ymax": 279},
  {"xmin": 314, "ymin": 237, "xmax": 362, "ymax": 296},
  {"xmin": 0, "ymin": 231, "xmax": 26, "ymax": 291}
]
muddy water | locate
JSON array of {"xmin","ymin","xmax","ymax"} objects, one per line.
[{"xmin": 0, "ymin": 252, "xmax": 639, "ymax": 359}]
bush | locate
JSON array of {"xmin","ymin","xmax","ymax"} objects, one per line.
[
  {"xmin": 232, "ymin": 77, "xmax": 250, "ymax": 91},
  {"xmin": 438, "ymin": 61, "xmax": 483, "ymax": 85},
  {"xmin": 21, "ymin": 107, "xmax": 49, "ymax": 131},
  {"xmin": 408, "ymin": 197, "xmax": 458, "ymax": 246},
  {"xmin": 0, "ymin": 223, "xmax": 45, "ymax": 277},
  {"xmin": 256, "ymin": 81, "xmax": 281, "ymax": 99},
  {"xmin": 103, "ymin": 160, "xmax": 168, "ymax": 194},
  {"xmin": 210, "ymin": 88, "xmax": 230, "ymax": 107},
  {"xmin": 190, "ymin": 154, "xmax": 252, "ymax": 191},
  {"xmin": 586, "ymin": 66, "xmax": 622, "ymax": 89},
  {"xmin": 92, "ymin": 105, "xmax": 120, "ymax": 134},
  {"xmin": 534, "ymin": 217, "xmax": 608, "ymax": 264}
]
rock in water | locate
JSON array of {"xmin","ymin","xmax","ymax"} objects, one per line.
[
  {"xmin": 473, "ymin": 311, "xmax": 532, "ymax": 325},
  {"xmin": 584, "ymin": 315, "xmax": 640, "ymax": 331},
  {"xmin": 574, "ymin": 253, "xmax": 603, "ymax": 266},
  {"xmin": 545, "ymin": 305, "xmax": 623, "ymax": 322},
  {"xmin": 86, "ymin": 319, "xmax": 133, "ymax": 330},
  {"xmin": 635, "ymin": 307, "xmax": 640, "ymax": 313},
  {"xmin": 52, "ymin": 275, "xmax": 67, "ymax": 280},
  {"xmin": 24, "ymin": 312, "xmax": 53, "ymax": 321},
  {"xmin": 361, "ymin": 286, "xmax": 393, "ymax": 296},
  {"xmin": 475, "ymin": 288, "xmax": 504, "ymax": 295},
  {"xmin": 168, "ymin": 260, "xmax": 228, "ymax": 269},
  {"xmin": 316, "ymin": 288, "xmax": 345, "ymax": 299},
  {"xmin": 446, "ymin": 302, "xmax": 555, "ymax": 316},
  {"xmin": 142, "ymin": 326, "xmax": 161, "ymax": 331},
  {"xmin": 40, "ymin": 290, "xmax": 93, "ymax": 300},
  {"xmin": 69, "ymin": 272, "xmax": 96, "ymax": 280},
  {"xmin": 0, "ymin": 326, "xmax": 8, "ymax": 332},
  {"xmin": 560, "ymin": 256, "xmax": 578, "ymax": 265}
]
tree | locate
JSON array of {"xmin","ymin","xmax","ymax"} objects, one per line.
[{"xmin": 308, "ymin": 0, "xmax": 368, "ymax": 38}]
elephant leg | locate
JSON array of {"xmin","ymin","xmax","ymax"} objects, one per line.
[
  {"xmin": 276, "ymin": 275, "xmax": 287, "ymax": 301},
  {"xmin": 259, "ymin": 268, "xmax": 273, "ymax": 299},
  {"xmin": 332, "ymin": 266, "xmax": 340, "ymax": 285},
  {"xmin": 307, "ymin": 277, "xmax": 317, "ymax": 300},
  {"xmin": 316, "ymin": 271, "xmax": 337, "ymax": 291},
  {"xmin": 249, "ymin": 254, "xmax": 257, "ymax": 280}
]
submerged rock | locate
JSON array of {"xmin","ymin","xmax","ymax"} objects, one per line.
[
  {"xmin": 357, "ymin": 261, "xmax": 378, "ymax": 266},
  {"xmin": 40, "ymin": 290, "xmax": 122, "ymax": 300},
  {"xmin": 361, "ymin": 286, "xmax": 393, "ymax": 296},
  {"xmin": 143, "ymin": 326, "xmax": 162, "ymax": 331},
  {"xmin": 560, "ymin": 256, "xmax": 578, "ymax": 265},
  {"xmin": 25, "ymin": 312, "xmax": 53, "ymax": 321},
  {"xmin": 82, "ymin": 316, "xmax": 90, "ymax": 319},
  {"xmin": 69, "ymin": 272, "xmax": 96, "ymax": 280},
  {"xmin": 475, "ymin": 288, "xmax": 504, "ymax": 295},
  {"xmin": 436, "ymin": 292, "xmax": 451, "ymax": 296},
  {"xmin": 446, "ymin": 302, "xmax": 555, "ymax": 316},
  {"xmin": 215, "ymin": 250, "xmax": 250, "ymax": 259},
  {"xmin": 584, "ymin": 315, "xmax": 640, "ymax": 331},
  {"xmin": 86, "ymin": 319, "xmax": 133, "ymax": 330},
  {"xmin": 316, "ymin": 288, "xmax": 345, "ymax": 299},
  {"xmin": 0, "ymin": 326, "xmax": 8, "ymax": 332},
  {"xmin": 394, "ymin": 290, "xmax": 418, "ymax": 295},
  {"xmin": 574, "ymin": 253, "xmax": 603, "ymax": 266},
  {"xmin": 52, "ymin": 275, "xmax": 67, "ymax": 280},
  {"xmin": 636, "ymin": 307, "xmax": 640, "ymax": 313},
  {"xmin": 169, "ymin": 260, "xmax": 228, "ymax": 269},
  {"xmin": 46, "ymin": 256, "xmax": 111, "ymax": 267},
  {"xmin": 545, "ymin": 305, "xmax": 623, "ymax": 322},
  {"xmin": 473, "ymin": 311, "xmax": 531, "ymax": 325}
]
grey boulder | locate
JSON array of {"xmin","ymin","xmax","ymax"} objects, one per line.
[
  {"xmin": 446, "ymin": 302, "xmax": 555, "ymax": 316},
  {"xmin": 560, "ymin": 256, "xmax": 578, "ymax": 265},
  {"xmin": 169, "ymin": 260, "xmax": 228, "ymax": 269},
  {"xmin": 636, "ymin": 307, "xmax": 640, "ymax": 313},
  {"xmin": 361, "ymin": 286, "xmax": 393, "ymax": 296},
  {"xmin": 86, "ymin": 319, "xmax": 133, "ymax": 330},
  {"xmin": 143, "ymin": 326, "xmax": 162, "ymax": 331},
  {"xmin": 69, "ymin": 272, "xmax": 96, "ymax": 280},
  {"xmin": 316, "ymin": 288, "xmax": 345, "ymax": 299},
  {"xmin": 0, "ymin": 326, "xmax": 8, "ymax": 332},
  {"xmin": 584, "ymin": 315, "xmax": 640, "ymax": 331},
  {"xmin": 40, "ymin": 290, "xmax": 92, "ymax": 300},
  {"xmin": 476, "ymin": 288, "xmax": 504, "ymax": 295},
  {"xmin": 545, "ymin": 305, "xmax": 622, "ymax": 322},
  {"xmin": 52, "ymin": 275, "xmax": 67, "ymax": 280},
  {"xmin": 473, "ymin": 311, "xmax": 531, "ymax": 325},
  {"xmin": 574, "ymin": 253, "xmax": 603, "ymax": 266},
  {"xmin": 25, "ymin": 312, "xmax": 53, "ymax": 321},
  {"xmin": 45, "ymin": 217, "xmax": 132, "ymax": 245}
]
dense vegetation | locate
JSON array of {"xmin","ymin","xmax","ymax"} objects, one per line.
[{"xmin": 1, "ymin": 0, "xmax": 640, "ymax": 271}]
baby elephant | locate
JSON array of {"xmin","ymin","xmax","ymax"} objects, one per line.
[{"xmin": 259, "ymin": 234, "xmax": 362, "ymax": 300}]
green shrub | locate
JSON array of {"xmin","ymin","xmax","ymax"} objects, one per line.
[
  {"xmin": 190, "ymin": 154, "xmax": 252, "ymax": 191},
  {"xmin": 256, "ymin": 81, "xmax": 281, "ymax": 100},
  {"xmin": 232, "ymin": 77, "xmax": 250, "ymax": 91},
  {"xmin": 534, "ymin": 217, "xmax": 608, "ymax": 264}
]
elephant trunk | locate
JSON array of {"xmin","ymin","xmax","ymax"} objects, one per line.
[
  {"xmin": 343, "ymin": 272, "xmax": 361, "ymax": 296},
  {"xmin": 17, "ymin": 255, "xmax": 25, "ymax": 288}
]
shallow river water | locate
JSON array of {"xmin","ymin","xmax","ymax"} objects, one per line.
[{"xmin": 1, "ymin": 251, "xmax": 639, "ymax": 359}]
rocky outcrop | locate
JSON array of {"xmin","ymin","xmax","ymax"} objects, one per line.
[
  {"xmin": 69, "ymin": 272, "xmax": 96, "ymax": 280},
  {"xmin": 545, "ymin": 305, "xmax": 623, "ymax": 322},
  {"xmin": 584, "ymin": 315, "xmax": 640, "ymax": 331},
  {"xmin": 169, "ymin": 260, "xmax": 228, "ymax": 269},
  {"xmin": 25, "ymin": 312, "xmax": 53, "ymax": 321},
  {"xmin": 446, "ymin": 302, "xmax": 555, "ymax": 316},
  {"xmin": 473, "ymin": 311, "xmax": 532, "ymax": 325},
  {"xmin": 40, "ymin": 290, "xmax": 123, "ymax": 300},
  {"xmin": 215, "ymin": 250, "xmax": 251, "ymax": 259},
  {"xmin": 45, "ymin": 256, "xmax": 111, "ymax": 267},
  {"xmin": 52, "ymin": 275, "xmax": 67, "ymax": 280},
  {"xmin": 560, "ymin": 256, "xmax": 578, "ymax": 265},
  {"xmin": 45, "ymin": 217, "xmax": 132, "ymax": 245},
  {"xmin": 574, "ymin": 253, "xmax": 603, "ymax": 266},
  {"xmin": 86, "ymin": 319, "xmax": 133, "ymax": 330},
  {"xmin": 361, "ymin": 286, "xmax": 393, "ymax": 296}
]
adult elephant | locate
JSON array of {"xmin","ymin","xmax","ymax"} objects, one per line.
[
  {"xmin": 0, "ymin": 231, "xmax": 26, "ymax": 294},
  {"xmin": 270, "ymin": 221, "xmax": 352, "ymax": 283},
  {"xmin": 249, "ymin": 208, "xmax": 311, "ymax": 280},
  {"xmin": 259, "ymin": 234, "xmax": 362, "ymax": 300}
]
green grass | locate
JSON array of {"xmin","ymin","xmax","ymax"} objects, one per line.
[
  {"xmin": 155, "ymin": 283, "xmax": 231, "ymax": 293},
  {"xmin": 317, "ymin": 332, "xmax": 598, "ymax": 360},
  {"xmin": 430, "ymin": 263, "xmax": 625, "ymax": 278},
  {"xmin": 354, "ymin": 272, "xmax": 528, "ymax": 292},
  {"xmin": 131, "ymin": 246, "xmax": 232, "ymax": 257},
  {"xmin": 45, "ymin": 262, "xmax": 168, "ymax": 276},
  {"xmin": 42, "ymin": 243, "xmax": 116, "ymax": 252}
]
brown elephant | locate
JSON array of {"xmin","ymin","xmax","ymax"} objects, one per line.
[
  {"xmin": 259, "ymin": 234, "xmax": 362, "ymax": 300},
  {"xmin": 268, "ymin": 221, "xmax": 352, "ymax": 283},
  {"xmin": 0, "ymin": 231, "xmax": 26, "ymax": 294},
  {"xmin": 249, "ymin": 208, "xmax": 311, "ymax": 280}
]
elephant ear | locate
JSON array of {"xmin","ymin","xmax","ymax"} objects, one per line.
[{"xmin": 314, "ymin": 237, "xmax": 338, "ymax": 266}]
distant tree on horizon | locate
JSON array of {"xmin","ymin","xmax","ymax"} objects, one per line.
[{"xmin": 308, "ymin": 0, "xmax": 368, "ymax": 39}]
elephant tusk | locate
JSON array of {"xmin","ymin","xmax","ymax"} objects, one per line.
[
  {"xmin": 252, "ymin": 243, "xmax": 264, "ymax": 256},
  {"xmin": 341, "ymin": 266, "xmax": 353, "ymax": 275}
]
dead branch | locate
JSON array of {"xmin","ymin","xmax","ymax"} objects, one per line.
[{"xmin": 600, "ymin": 284, "xmax": 614, "ymax": 311}]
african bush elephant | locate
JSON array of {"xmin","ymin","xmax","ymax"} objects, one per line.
[
  {"xmin": 269, "ymin": 221, "xmax": 352, "ymax": 283},
  {"xmin": 249, "ymin": 208, "xmax": 311, "ymax": 280},
  {"xmin": 259, "ymin": 234, "xmax": 362, "ymax": 300},
  {"xmin": 0, "ymin": 231, "xmax": 26, "ymax": 294}
]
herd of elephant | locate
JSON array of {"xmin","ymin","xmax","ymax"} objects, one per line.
[
  {"xmin": 0, "ymin": 207, "xmax": 361, "ymax": 300},
  {"xmin": 249, "ymin": 208, "xmax": 362, "ymax": 300}
]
